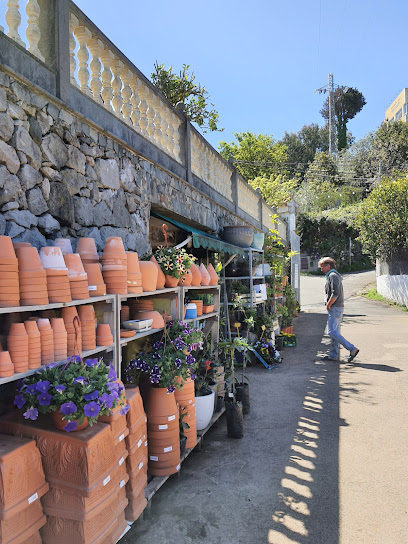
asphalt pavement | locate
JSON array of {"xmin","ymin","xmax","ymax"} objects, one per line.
[{"xmin": 123, "ymin": 270, "xmax": 408, "ymax": 544}]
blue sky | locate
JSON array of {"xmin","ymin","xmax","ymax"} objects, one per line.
[{"xmin": 75, "ymin": 0, "xmax": 407, "ymax": 150}]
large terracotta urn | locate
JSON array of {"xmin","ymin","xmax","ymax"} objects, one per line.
[
  {"xmin": 189, "ymin": 263, "xmax": 202, "ymax": 287},
  {"xmin": 139, "ymin": 261, "xmax": 158, "ymax": 292},
  {"xmin": 207, "ymin": 263, "xmax": 219, "ymax": 285},
  {"xmin": 164, "ymin": 274, "xmax": 179, "ymax": 288},
  {"xmin": 199, "ymin": 264, "xmax": 210, "ymax": 286},
  {"xmin": 179, "ymin": 269, "xmax": 193, "ymax": 286},
  {"xmin": 150, "ymin": 256, "xmax": 166, "ymax": 289}
]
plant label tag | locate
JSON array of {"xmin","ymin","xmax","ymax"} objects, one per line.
[
  {"xmin": 119, "ymin": 433, "xmax": 125, "ymax": 442},
  {"xmin": 120, "ymin": 479, "xmax": 126, "ymax": 488},
  {"xmin": 188, "ymin": 399, "xmax": 192, "ymax": 403},
  {"xmin": 88, "ymin": 285, "xmax": 97, "ymax": 291},
  {"xmin": 176, "ymin": 464, "xmax": 181, "ymax": 471},
  {"xmin": 145, "ymin": 440, "xmax": 148, "ymax": 447},
  {"xmin": 119, "ymin": 457, "xmax": 124, "ymax": 466},
  {"xmin": 138, "ymin": 462, "xmax": 144, "ymax": 470},
  {"xmin": 159, "ymin": 424, "xmax": 168, "ymax": 430},
  {"xmin": 137, "ymin": 439, "xmax": 142, "ymax": 448},
  {"xmin": 164, "ymin": 446, "xmax": 172, "ymax": 453},
  {"xmin": 28, "ymin": 492, "xmax": 38, "ymax": 504},
  {"xmin": 103, "ymin": 475, "xmax": 110, "ymax": 486},
  {"xmin": 192, "ymin": 403, "xmax": 195, "ymax": 407},
  {"xmin": 150, "ymin": 456, "xmax": 158, "ymax": 461},
  {"xmin": 168, "ymin": 415, "xmax": 176, "ymax": 421},
  {"xmin": 145, "ymin": 416, "xmax": 147, "ymax": 423}
]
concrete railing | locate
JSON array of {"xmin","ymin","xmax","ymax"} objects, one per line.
[{"xmin": 0, "ymin": 0, "xmax": 276, "ymax": 232}]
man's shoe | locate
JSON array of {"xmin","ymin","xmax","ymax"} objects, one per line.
[
  {"xmin": 322, "ymin": 355, "xmax": 338, "ymax": 361},
  {"xmin": 347, "ymin": 348, "xmax": 359, "ymax": 363}
]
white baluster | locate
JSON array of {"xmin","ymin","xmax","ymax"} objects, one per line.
[
  {"xmin": 146, "ymin": 88, "xmax": 156, "ymax": 144},
  {"xmin": 74, "ymin": 25, "xmax": 92, "ymax": 96},
  {"xmin": 153, "ymin": 94, "xmax": 162, "ymax": 147},
  {"xmin": 69, "ymin": 13, "xmax": 79, "ymax": 86},
  {"xmin": 121, "ymin": 68, "xmax": 132, "ymax": 126},
  {"xmin": 26, "ymin": 0, "xmax": 44, "ymax": 61},
  {"xmin": 130, "ymin": 74, "xmax": 141, "ymax": 131},
  {"xmin": 171, "ymin": 115, "xmax": 181, "ymax": 161},
  {"xmin": 87, "ymin": 36, "xmax": 103, "ymax": 104},
  {"xmin": 111, "ymin": 58, "xmax": 124, "ymax": 119},
  {"xmin": 100, "ymin": 46, "xmax": 114, "ymax": 111},
  {"xmin": 6, "ymin": 1, "xmax": 25, "ymax": 47},
  {"xmin": 159, "ymin": 99, "xmax": 170, "ymax": 153},
  {"xmin": 137, "ymin": 80, "xmax": 149, "ymax": 137}
]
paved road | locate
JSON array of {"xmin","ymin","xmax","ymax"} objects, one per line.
[{"xmin": 124, "ymin": 270, "xmax": 408, "ymax": 544}]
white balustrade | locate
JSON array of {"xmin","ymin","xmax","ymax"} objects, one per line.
[
  {"xmin": 152, "ymin": 93, "xmax": 162, "ymax": 146},
  {"xmin": 100, "ymin": 46, "xmax": 114, "ymax": 111},
  {"xmin": 6, "ymin": 0, "xmax": 25, "ymax": 47},
  {"xmin": 74, "ymin": 25, "xmax": 92, "ymax": 96},
  {"xmin": 69, "ymin": 12, "xmax": 79, "ymax": 86},
  {"xmin": 111, "ymin": 57, "xmax": 124, "ymax": 119},
  {"xmin": 26, "ymin": 0, "xmax": 43, "ymax": 60},
  {"xmin": 88, "ymin": 36, "xmax": 103, "ymax": 104},
  {"xmin": 145, "ymin": 88, "xmax": 156, "ymax": 144},
  {"xmin": 129, "ymin": 74, "xmax": 141, "ymax": 131},
  {"xmin": 237, "ymin": 178, "xmax": 259, "ymax": 219},
  {"xmin": 137, "ymin": 79, "xmax": 149, "ymax": 138},
  {"xmin": 121, "ymin": 68, "xmax": 132, "ymax": 125},
  {"xmin": 158, "ymin": 98, "xmax": 170, "ymax": 153}
]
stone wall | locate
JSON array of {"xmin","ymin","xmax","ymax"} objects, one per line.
[{"xmin": 0, "ymin": 69, "xmax": 231, "ymax": 254}]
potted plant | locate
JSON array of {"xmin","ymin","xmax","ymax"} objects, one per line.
[
  {"xmin": 194, "ymin": 356, "xmax": 215, "ymax": 430},
  {"xmin": 179, "ymin": 408, "xmax": 190, "ymax": 456},
  {"xmin": 253, "ymin": 337, "xmax": 282, "ymax": 368},
  {"xmin": 13, "ymin": 357, "xmax": 127, "ymax": 432},
  {"xmin": 153, "ymin": 246, "xmax": 196, "ymax": 287}
]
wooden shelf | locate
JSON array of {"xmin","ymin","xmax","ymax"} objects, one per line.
[
  {"xmin": 0, "ymin": 295, "xmax": 115, "ymax": 314},
  {"xmin": 182, "ymin": 311, "xmax": 218, "ymax": 323},
  {"xmin": 182, "ymin": 285, "xmax": 220, "ymax": 291},
  {"xmin": 223, "ymin": 276, "xmax": 265, "ymax": 280},
  {"xmin": 119, "ymin": 327, "xmax": 165, "ymax": 345},
  {"xmin": 118, "ymin": 288, "xmax": 178, "ymax": 301}
]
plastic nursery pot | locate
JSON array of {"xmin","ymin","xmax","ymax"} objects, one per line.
[
  {"xmin": 138, "ymin": 261, "xmax": 158, "ymax": 292},
  {"xmin": 54, "ymin": 238, "xmax": 73, "ymax": 255},
  {"xmin": 225, "ymin": 401, "xmax": 244, "ymax": 438},
  {"xmin": 194, "ymin": 390, "xmax": 215, "ymax": 431},
  {"xmin": 199, "ymin": 264, "xmax": 210, "ymax": 286},
  {"xmin": 235, "ymin": 383, "xmax": 250, "ymax": 415}
]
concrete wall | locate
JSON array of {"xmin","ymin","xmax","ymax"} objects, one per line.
[{"xmin": 376, "ymin": 274, "xmax": 408, "ymax": 307}]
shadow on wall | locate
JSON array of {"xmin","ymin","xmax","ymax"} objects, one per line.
[{"xmin": 377, "ymin": 274, "xmax": 408, "ymax": 306}]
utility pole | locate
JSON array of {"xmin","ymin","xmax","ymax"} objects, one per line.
[{"xmin": 315, "ymin": 72, "xmax": 338, "ymax": 158}]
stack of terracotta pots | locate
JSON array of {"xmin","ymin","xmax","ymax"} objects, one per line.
[
  {"xmin": 124, "ymin": 387, "xmax": 148, "ymax": 522},
  {"xmin": 0, "ymin": 236, "xmax": 20, "ymax": 308},
  {"xmin": 50, "ymin": 318, "xmax": 67, "ymax": 362},
  {"xmin": 175, "ymin": 377, "xmax": 197, "ymax": 449},
  {"xmin": 191, "ymin": 299, "xmax": 203, "ymax": 316},
  {"xmin": 99, "ymin": 402, "xmax": 129, "ymax": 461},
  {"xmin": 61, "ymin": 306, "xmax": 82, "ymax": 357},
  {"xmin": 150, "ymin": 256, "xmax": 166, "ymax": 289},
  {"xmin": 7, "ymin": 323, "xmax": 28, "ymax": 373},
  {"xmin": 0, "ymin": 352, "xmax": 14, "ymax": 377},
  {"xmin": 145, "ymin": 387, "xmax": 180, "ymax": 476},
  {"xmin": 120, "ymin": 305, "xmax": 130, "ymax": 323},
  {"xmin": 0, "ymin": 434, "xmax": 48, "ymax": 543},
  {"xmin": 37, "ymin": 318, "xmax": 54, "ymax": 366},
  {"xmin": 139, "ymin": 261, "xmax": 158, "ymax": 292},
  {"xmin": 54, "ymin": 238, "xmax": 73, "ymax": 255},
  {"xmin": 16, "ymin": 246, "xmax": 49, "ymax": 306},
  {"xmin": 128, "ymin": 299, "xmax": 165, "ymax": 329},
  {"xmin": 25, "ymin": 320, "xmax": 41, "ymax": 369},
  {"xmin": 96, "ymin": 323, "xmax": 113, "ymax": 346},
  {"xmin": 199, "ymin": 263, "xmax": 211, "ymax": 285},
  {"xmin": 78, "ymin": 305, "xmax": 96, "ymax": 351},
  {"xmin": 64, "ymin": 254, "xmax": 89, "ymax": 300},
  {"xmin": 0, "ymin": 416, "xmax": 128, "ymax": 544},
  {"xmin": 76, "ymin": 237, "xmax": 100, "ymax": 266},
  {"xmin": 101, "ymin": 237, "xmax": 127, "ymax": 295},
  {"xmin": 126, "ymin": 252, "xmax": 143, "ymax": 294},
  {"xmin": 83, "ymin": 263, "xmax": 106, "ymax": 297},
  {"xmin": 40, "ymin": 247, "xmax": 71, "ymax": 304}
]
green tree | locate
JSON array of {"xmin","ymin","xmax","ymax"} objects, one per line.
[
  {"xmin": 337, "ymin": 132, "xmax": 376, "ymax": 191},
  {"xmin": 370, "ymin": 121, "xmax": 408, "ymax": 176},
  {"xmin": 280, "ymin": 123, "xmax": 329, "ymax": 172},
  {"xmin": 249, "ymin": 174, "xmax": 298, "ymax": 209},
  {"xmin": 218, "ymin": 132, "xmax": 288, "ymax": 181},
  {"xmin": 320, "ymin": 87, "xmax": 366, "ymax": 151},
  {"xmin": 354, "ymin": 175, "xmax": 408, "ymax": 260},
  {"xmin": 151, "ymin": 62, "xmax": 222, "ymax": 132}
]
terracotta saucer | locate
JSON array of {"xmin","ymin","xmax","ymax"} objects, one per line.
[{"xmin": 120, "ymin": 330, "xmax": 136, "ymax": 338}]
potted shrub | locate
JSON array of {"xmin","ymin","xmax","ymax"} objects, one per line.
[
  {"xmin": 153, "ymin": 246, "xmax": 196, "ymax": 287},
  {"xmin": 13, "ymin": 357, "xmax": 127, "ymax": 432}
]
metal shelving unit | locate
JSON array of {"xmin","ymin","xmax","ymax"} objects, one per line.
[{"xmin": 180, "ymin": 285, "xmax": 220, "ymax": 348}]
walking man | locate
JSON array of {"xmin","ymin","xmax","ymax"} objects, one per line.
[{"xmin": 318, "ymin": 257, "xmax": 359, "ymax": 362}]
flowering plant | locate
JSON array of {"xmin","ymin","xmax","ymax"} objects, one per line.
[
  {"xmin": 154, "ymin": 246, "xmax": 195, "ymax": 279},
  {"xmin": 125, "ymin": 321, "xmax": 204, "ymax": 393},
  {"xmin": 14, "ymin": 358, "xmax": 127, "ymax": 432},
  {"xmin": 253, "ymin": 338, "xmax": 281, "ymax": 366}
]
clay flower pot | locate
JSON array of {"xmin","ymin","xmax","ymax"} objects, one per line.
[
  {"xmin": 54, "ymin": 238, "xmax": 73, "ymax": 255},
  {"xmin": 102, "ymin": 237, "xmax": 126, "ymax": 258},
  {"xmin": 189, "ymin": 263, "xmax": 201, "ymax": 286},
  {"xmin": 50, "ymin": 318, "xmax": 67, "ymax": 334},
  {"xmin": 179, "ymin": 269, "xmax": 193, "ymax": 286},
  {"xmin": 78, "ymin": 305, "xmax": 95, "ymax": 322},
  {"xmin": 0, "ymin": 351, "xmax": 14, "ymax": 377},
  {"xmin": 164, "ymin": 275, "xmax": 178, "ymax": 288},
  {"xmin": 139, "ymin": 261, "xmax": 158, "ymax": 292},
  {"xmin": 134, "ymin": 310, "xmax": 164, "ymax": 329},
  {"xmin": 207, "ymin": 263, "xmax": 219, "ymax": 285},
  {"xmin": 150, "ymin": 256, "xmax": 165, "ymax": 289},
  {"xmin": 64, "ymin": 253, "xmax": 87, "ymax": 279},
  {"xmin": 51, "ymin": 410, "xmax": 88, "ymax": 432},
  {"xmin": 15, "ymin": 246, "xmax": 43, "ymax": 271},
  {"xmin": 0, "ymin": 236, "xmax": 17, "ymax": 258},
  {"xmin": 199, "ymin": 264, "xmax": 211, "ymax": 286},
  {"xmin": 76, "ymin": 237, "xmax": 99, "ymax": 262},
  {"xmin": 126, "ymin": 252, "xmax": 140, "ymax": 274},
  {"xmin": 83, "ymin": 263, "xmax": 106, "ymax": 296},
  {"xmin": 39, "ymin": 247, "xmax": 67, "ymax": 270}
]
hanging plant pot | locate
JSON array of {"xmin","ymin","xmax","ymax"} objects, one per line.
[
  {"xmin": 225, "ymin": 401, "xmax": 243, "ymax": 438},
  {"xmin": 235, "ymin": 383, "xmax": 250, "ymax": 414}
]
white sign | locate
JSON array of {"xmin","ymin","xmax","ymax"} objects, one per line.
[{"xmin": 294, "ymin": 264, "xmax": 299, "ymax": 289}]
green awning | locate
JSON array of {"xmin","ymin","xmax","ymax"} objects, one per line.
[{"xmin": 151, "ymin": 212, "xmax": 246, "ymax": 256}]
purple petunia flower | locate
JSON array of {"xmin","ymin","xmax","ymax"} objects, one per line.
[
  {"xmin": 37, "ymin": 393, "xmax": 52, "ymax": 406},
  {"xmin": 108, "ymin": 363, "xmax": 117, "ymax": 382},
  {"xmin": 55, "ymin": 385, "xmax": 66, "ymax": 394},
  {"xmin": 23, "ymin": 407, "xmax": 38, "ymax": 420},
  {"xmin": 26, "ymin": 384, "xmax": 38, "ymax": 395},
  {"xmin": 167, "ymin": 385, "xmax": 175, "ymax": 394},
  {"xmin": 107, "ymin": 382, "xmax": 119, "ymax": 392},
  {"xmin": 99, "ymin": 393, "xmax": 114, "ymax": 408},
  {"xmin": 36, "ymin": 380, "xmax": 50, "ymax": 393},
  {"xmin": 71, "ymin": 355, "xmax": 82, "ymax": 363},
  {"xmin": 74, "ymin": 376, "xmax": 86, "ymax": 385},
  {"xmin": 84, "ymin": 358, "xmax": 99, "ymax": 367},
  {"xmin": 186, "ymin": 354, "xmax": 195, "ymax": 366},
  {"xmin": 175, "ymin": 358, "xmax": 182, "ymax": 369},
  {"xmin": 14, "ymin": 394, "xmax": 26, "ymax": 409},
  {"xmin": 84, "ymin": 390, "xmax": 99, "ymax": 401},
  {"xmin": 64, "ymin": 421, "xmax": 78, "ymax": 432},
  {"xmin": 84, "ymin": 401, "xmax": 100, "ymax": 418},
  {"xmin": 120, "ymin": 404, "xmax": 130, "ymax": 416},
  {"xmin": 16, "ymin": 380, "xmax": 24, "ymax": 392},
  {"xmin": 60, "ymin": 401, "xmax": 77, "ymax": 415},
  {"xmin": 190, "ymin": 373, "xmax": 197, "ymax": 380}
]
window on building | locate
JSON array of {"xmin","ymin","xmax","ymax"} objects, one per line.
[
  {"xmin": 395, "ymin": 108, "xmax": 402, "ymax": 121},
  {"xmin": 404, "ymin": 103, "xmax": 408, "ymax": 116}
]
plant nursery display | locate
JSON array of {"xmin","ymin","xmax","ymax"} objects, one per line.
[
  {"xmin": 153, "ymin": 246, "xmax": 196, "ymax": 280},
  {"xmin": 253, "ymin": 337, "xmax": 282, "ymax": 367},
  {"xmin": 13, "ymin": 357, "xmax": 127, "ymax": 432}
]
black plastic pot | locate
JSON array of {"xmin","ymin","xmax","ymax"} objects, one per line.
[
  {"xmin": 235, "ymin": 383, "xmax": 250, "ymax": 414},
  {"xmin": 226, "ymin": 401, "xmax": 243, "ymax": 438},
  {"xmin": 180, "ymin": 435, "xmax": 187, "ymax": 457},
  {"xmin": 215, "ymin": 396, "xmax": 224, "ymax": 413},
  {"xmin": 275, "ymin": 335, "xmax": 284, "ymax": 351}
]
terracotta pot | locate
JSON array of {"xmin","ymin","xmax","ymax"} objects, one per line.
[
  {"xmin": 207, "ymin": 263, "xmax": 219, "ymax": 285},
  {"xmin": 51, "ymin": 410, "xmax": 89, "ymax": 432},
  {"xmin": 96, "ymin": 323, "xmax": 111, "ymax": 337},
  {"xmin": 179, "ymin": 269, "xmax": 193, "ymax": 286},
  {"xmin": 199, "ymin": 264, "xmax": 211, "ymax": 285},
  {"xmin": 0, "ymin": 351, "xmax": 14, "ymax": 376},
  {"xmin": 202, "ymin": 304, "xmax": 215, "ymax": 314},
  {"xmin": 126, "ymin": 251, "xmax": 140, "ymax": 273},
  {"xmin": 78, "ymin": 305, "xmax": 95, "ymax": 322},
  {"xmin": 164, "ymin": 274, "xmax": 178, "ymax": 288},
  {"xmin": 145, "ymin": 387, "xmax": 178, "ymax": 420},
  {"xmin": 0, "ymin": 258, "xmax": 18, "ymax": 267},
  {"xmin": 13, "ymin": 241, "xmax": 31, "ymax": 248},
  {"xmin": 102, "ymin": 237, "xmax": 126, "ymax": 257},
  {"xmin": 83, "ymin": 263, "xmax": 104, "ymax": 285},
  {"xmin": 76, "ymin": 237, "xmax": 99, "ymax": 261},
  {"xmin": 39, "ymin": 246, "xmax": 67, "ymax": 269},
  {"xmin": 150, "ymin": 256, "xmax": 165, "ymax": 289},
  {"xmin": 134, "ymin": 310, "xmax": 164, "ymax": 329},
  {"xmin": 16, "ymin": 246, "xmax": 43, "ymax": 271},
  {"xmin": 50, "ymin": 318, "xmax": 66, "ymax": 334},
  {"xmin": 9, "ymin": 323, "xmax": 27, "ymax": 336},
  {"xmin": 54, "ymin": 238, "xmax": 73, "ymax": 255},
  {"xmin": 0, "ymin": 236, "xmax": 16, "ymax": 258},
  {"xmin": 139, "ymin": 261, "xmax": 158, "ymax": 292},
  {"xmin": 64, "ymin": 253, "xmax": 87, "ymax": 279}
]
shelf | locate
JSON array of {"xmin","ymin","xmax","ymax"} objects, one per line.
[
  {"xmin": 223, "ymin": 276, "xmax": 265, "ymax": 280},
  {"xmin": 119, "ymin": 327, "xmax": 165, "ymax": 345},
  {"xmin": 182, "ymin": 285, "xmax": 220, "ymax": 291},
  {"xmin": 182, "ymin": 311, "xmax": 219, "ymax": 323},
  {"xmin": 0, "ymin": 295, "xmax": 115, "ymax": 315},
  {"xmin": 118, "ymin": 288, "xmax": 178, "ymax": 301},
  {"xmin": 0, "ymin": 344, "xmax": 113, "ymax": 386},
  {"xmin": 227, "ymin": 301, "xmax": 265, "ymax": 306}
]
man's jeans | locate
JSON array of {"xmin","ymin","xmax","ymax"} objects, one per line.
[{"xmin": 327, "ymin": 307, "xmax": 355, "ymax": 359}]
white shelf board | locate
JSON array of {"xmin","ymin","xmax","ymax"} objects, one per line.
[
  {"xmin": 0, "ymin": 295, "xmax": 115, "ymax": 315},
  {"xmin": 120, "ymin": 327, "xmax": 165, "ymax": 345},
  {"xmin": 182, "ymin": 311, "xmax": 219, "ymax": 323},
  {"xmin": 182, "ymin": 285, "xmax": 220, "ymax": 291},
  {"xmin": 119, "ymin": 288, "xmax": 178, "ymax": 301},
  {"xmin": 223, "ymin": 276, "xmax": 265, "ymax": 280}
]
